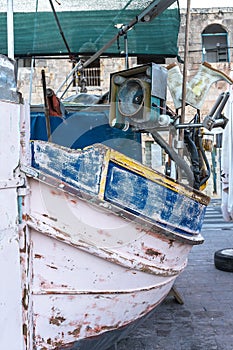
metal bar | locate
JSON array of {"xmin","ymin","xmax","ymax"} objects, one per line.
[
  {"xmin": 150, "ymin": 129, "xmax": 194, "ymax": 186},
  {"xmin": 140, "ymin": 0, "xmax": 177, "ymax": 21},
  {"xmin": 48, "ymin": 0, "xmax": 72, "ymax": 56},
  {"xmin": 56, "ymin": 0, "xmax": 177, "ymax": 95},
  {"xmin": 175, "ymin": 123, "xmax": 203, "ymax": 129},
  {"xmin": 180, "ymin": 0, "xmax": 191, "ymax": 126},
  {"xmin": 29, "ymin": 57, "xmax": 35, "ymax": 104},
  {"xmin": 178, "ymin": 0, "xmax": 191, "ymax": 182},
  {"xmin": 136, "ymin": 0, "xmax": 161, "ymax": 21},
  {"xmin": 208, "ymin": 92, "xmax": 225, "ymax": 117},
  {"xmin": 7, "ymin": 0, "xmax": 14, "ymax": 59},
  {"xmin": 202, "ymin": 33, "xmax": 228, "ymax": 37},
  {"xmin": 212, "ymin": 92, "xmax": 230, "ymax": 118},
  {"xmin": 41, "ymin": 69, "xmax": 52, "ymax": 142}
]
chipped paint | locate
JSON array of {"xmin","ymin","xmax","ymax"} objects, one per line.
[
  {"xmin": 29, "ymin": 140, "xmax": 208, "ymax": 237},
  {"xmin": 19, "ymin": 136, "xmax": 209, "ymax": 349}
]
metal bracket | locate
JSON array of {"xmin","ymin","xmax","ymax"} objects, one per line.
[{"xmin": 0, "ymin": 177, "xmax": 24, "ymax": 189}]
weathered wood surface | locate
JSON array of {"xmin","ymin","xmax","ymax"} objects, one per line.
[{"xmin": 30, "ymin": 140, "xmax": 209, "ymax": 238}]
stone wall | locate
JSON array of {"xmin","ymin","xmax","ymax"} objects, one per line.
[
  {"xmin": 167, "ymin": 7, "xmax": 233, "ymax": 116},
  {"xmin": 17, "ymin": 58, "xmax": 73, "ymax": 105}
]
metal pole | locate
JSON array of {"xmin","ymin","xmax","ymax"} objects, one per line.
[
  {"xmin": 48, "ymin": 0, "xmax": 72, "ymax": 56},
  {"xmin": 7, "ymin": 0, "xmax": 14, "ymax": 59},
  {"xmin": 180, "ymin": 0, "xmax": 191, "ymax": 128},
  {"xmin": 177, "ymin": 0, "xmax": 191, "ymax": 182},
  {"xmin": 41, "ymin": 69, "xmax": 52, "ymax": 142},
  {"xmin": 29, "ymin": 57, "xmax": 35, "ymax": 105},
  {"xmin": 124, "ymin": 32, "xmax": 129, "ymax": 69}
]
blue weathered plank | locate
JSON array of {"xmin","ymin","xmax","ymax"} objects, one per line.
[
  {"xmin": 31, "ymin": 141, "xmax": 106, "ymax": 195},
  {"xmin": 104, "ymin": 162, "xmax": 206, "ymax": 235}
]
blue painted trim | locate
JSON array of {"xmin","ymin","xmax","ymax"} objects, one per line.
[
  {"xmin": 104, "ymin": 161, "xmax": 206, "ymax": 235},
  {"xmin": 31, "ymin": 141, "xmax": 104, "ymax": 196},
  {"xmin": 30, "ymin": 141, "xmax": 207, "ymax": 237}
]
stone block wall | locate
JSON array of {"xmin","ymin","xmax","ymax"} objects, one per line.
[
  {"xmin": 17, "ymin": 58, "xmax": 74, "ymax": 105},
  {"xmin": 166, "ymin": 7, "xmax": 233, "ymax": 117}
]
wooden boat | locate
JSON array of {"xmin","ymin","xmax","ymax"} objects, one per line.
[
  {"xmin": 0, "ymin": 1, "xmax": 215, "ymax": 349},
  {"xmin": 18, "ymin": 136, "xmax": 209, "ymax": 350}
]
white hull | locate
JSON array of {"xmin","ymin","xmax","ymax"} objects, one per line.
[
  {"xmin": 29, "ymin": 229, "xmax": 176, "ymax": 349},
  {"xmin": 21, "ymin": 176, "xmax": 194, "ymax": 349}
]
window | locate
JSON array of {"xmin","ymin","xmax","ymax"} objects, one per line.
[
  {"xmin": 74, "ymin": 60, "xmax": 101, "ymax": 88},
  {"xmin": 83, "ymin": 67, "xmax": 101, "ymax": 87},
  {"xmin": 202, "ymin": 24, "xmax": 229, "ymax": 63},
  {"xmin": 17, "ymin": 58, "xmax": 33, "ymax": 68}
]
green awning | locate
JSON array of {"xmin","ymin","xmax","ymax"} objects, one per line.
[{"xmin": 0, "ymin": 3, "xmax": 180, "ymax": 58}]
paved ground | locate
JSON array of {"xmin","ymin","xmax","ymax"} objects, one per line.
[{"xmin": 109, "ymin": 198, "xmax": 233, "ymax": 350}]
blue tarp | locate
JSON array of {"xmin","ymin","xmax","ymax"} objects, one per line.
[{"xmin": 30, "ymin": 109, "xmax": 142, "ymax": 162}]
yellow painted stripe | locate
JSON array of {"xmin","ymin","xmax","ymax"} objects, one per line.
[{"xmin": 98, "ymin": 148, "xmax": 111, "ymax": 200}]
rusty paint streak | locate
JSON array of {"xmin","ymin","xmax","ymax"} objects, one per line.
[
  {"xmin": 70, "ymin": 198, "xmax": 78, "ymax": 204},
  {"xmin": 89, "ymin": 322, "xmax": 121, "ymax": 336},
  {"xmin": 145, "ymin": 248, "xmax": 162, "ymax": 257},
  {"xmin": 42, "ymin": 213, "xmax": 58, "ymax": 222},
  {"xmin": 36, "ymin": 279, "xmax": 174, "ymax": 297},
  {"xmin": 46, "ymin": 264, "xmax": 58, "ymax": 270}
]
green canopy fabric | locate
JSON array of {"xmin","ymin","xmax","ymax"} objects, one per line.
[{"xmin": 0, "ymin": 2, "xmax": 180, "ymax": 58}]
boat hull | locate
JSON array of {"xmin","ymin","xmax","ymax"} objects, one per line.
[
  {"xmin": 20, "ymin": 141, "xmax": 209, "ymax": 349},
  {"xmin": 21, "ymin": 175, "xmax": 204, "ymax": 349},
  {"xmin": 24, "ymin": 219, "xmax": 186, "ymax": 350}
]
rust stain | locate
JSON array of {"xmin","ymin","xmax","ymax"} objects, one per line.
[
  {"xmin": 22, "ymin": 323, "xmax": 27, "ymax": 337},
  {"xmin": 145, "ymin": 248, "xmax": 162, "ymax": 257},
  {"xmin": 35, "ymin": 253, "xmax": 43, "ymax": 259},
  {"xmin": 22, "ymin": 288, "xmax": 28, "ymax": 310},
  {"xmin": 89, "ymin": 322, "xmax": 121, "ymax": 335},
  {"xmin": 68, "ymin": 325, "xmax": 82, "ymax": 337},
  {"xmin": 69, "ymin": 198, "xmax": 78, "ymax": 204},
  {"xmin": 49, "ymin": 316, "xmax": 66, "ymax": 326},
  {"xmin": 169, "ymin": 240, "xmax": 175, "ymax": 248},
  {"xmin": 19, "ymin": 225, "xmax": 27, "ymax": 253},
  {"xmin": 97, "ymin": 229, "xmax": 111, "ymax": 237},
  {"xmin": 50, "ymin": 189, "xmax": 61, "ymax": 196},
  {"xmin": 47, "ymin": 338, "xmax": 52, "ymax": 345},
  {"xmin": 22, "ymin": 213, "xmax": 28, "ymax": 221}
]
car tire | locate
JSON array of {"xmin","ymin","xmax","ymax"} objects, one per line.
[{"xmin": 214, "ymin": 248, "xmax": 233, "ymax": 272}]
